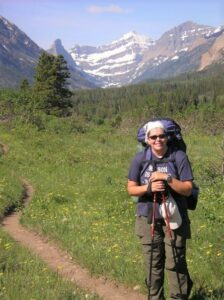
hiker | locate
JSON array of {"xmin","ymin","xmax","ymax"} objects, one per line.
[{"xmin": 127, "ymin": 120, "xmax": 194, "ymax": 300}]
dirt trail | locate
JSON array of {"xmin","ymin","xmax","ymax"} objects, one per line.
[{"xmin": 1, "ymin": 160, "xmax": 146, "ymax": 300}]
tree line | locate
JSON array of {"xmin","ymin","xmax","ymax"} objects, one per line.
[{"xmin": 70, "ymin": 66, "xmax": 224, "ymax": 133}]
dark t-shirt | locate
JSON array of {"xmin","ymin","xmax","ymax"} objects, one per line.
[{"xmin": 128, "ymin": 147, "xmax": 194, "ymax": 217}]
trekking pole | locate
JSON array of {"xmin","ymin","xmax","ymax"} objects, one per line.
[
  {"xmin": 148, "ymin": 192, "xmax": 157, "ymax": 300},
  {"xmin": 162, "ymin": 192, "xmax": 183, "ymax": 298}
]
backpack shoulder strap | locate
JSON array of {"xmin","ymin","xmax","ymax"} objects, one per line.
[
  {"xmin": 140, "ymin": 146, "xmax": 154, "ymax": 175},
  {"xmin": 169, "ymin": 149, "xmax": 180, "ymax": 178},
  {"xmin": 140, "ymin": 147, "xmax": 176, "ymax": 174}
]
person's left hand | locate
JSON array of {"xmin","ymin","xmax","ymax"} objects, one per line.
[{"xmin": 150, "ymin": 171, "xmax": 167, "ymax": 182}]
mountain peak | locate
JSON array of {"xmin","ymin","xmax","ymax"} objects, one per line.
[
  {"xmin": 167, "ymin": 20, "xmax": 214, "ymax": 34},
  {"xmin": 114, "ymin": 30, "xmax": 153, "ymax": 45},
  {"xmin": 69, "ymin": 30, "xmax": 155, "ymax": 87},
  {"xmin": 49, "ymin": 38, "xmax": 64, "ymax": 53},
  {"xmin": 179, "ymin": 20, "xmax": 199, "ymax": 27},
  {"xmin": 121, "ymin": 31, "xmax": 138, "ymax": 39},
  {"xmin": 0, "ymin": 15, "xmax": 13, "ymax": 27},
  {"xmin": 54, "ymin": 38, "xmax": 63, "ymax": 46},
  {"xmin": 48, "ymin": 39, "xmax": 77, "ymax": 68}
]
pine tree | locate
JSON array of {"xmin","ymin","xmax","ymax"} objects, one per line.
[
  {"xmin": 51, "ymin": 55, "xmax": 72, "ymax": 109},
  {"xmin": 20, "ymin": 78, "xmax": 30, "ymax": 91},
  {"xmin": 18, "ymin": 78, "xmax": 32, "ymax": 109},
  {"xmin": 33, "ymin": 52, "xmax": 72, "ymax": 114}
]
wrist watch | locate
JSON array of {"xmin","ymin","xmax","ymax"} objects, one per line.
[{"xmin": 166, "ymin": 173, "xmax": 173, "ymax": 184}]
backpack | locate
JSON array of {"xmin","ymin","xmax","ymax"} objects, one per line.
[
  {"xmin": 137, "ymin": 117, "xmax": 186, "ymax": 151},
  {"xmin": 137, "ymin": 117, "xmax": 199, "ymax": 210}
]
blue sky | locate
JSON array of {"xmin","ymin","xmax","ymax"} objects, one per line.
[{"xmin": 0, "ymin": 0, "xmax": 223, "ymax": 50}]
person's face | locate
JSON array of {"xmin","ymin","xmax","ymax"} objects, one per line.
[{"xmin": 147, "ymin": 128, "xmax": 167, "ymax": 153}]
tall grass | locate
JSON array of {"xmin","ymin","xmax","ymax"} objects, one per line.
[{"xmin": 0, "ymin": 118, "xmax": 223, "ymax": 299}]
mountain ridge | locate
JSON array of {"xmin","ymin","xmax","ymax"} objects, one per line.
[
  {"xmin": 1, "ymin": 15, "xmax": 224, "ymax": 89},
  {"xmin": 65, "ymin": 21, "xmax": 223, "ymax": 87}
]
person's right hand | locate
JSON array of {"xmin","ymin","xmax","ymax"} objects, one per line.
[{"xmin": 151, "ymin": 180, "xmax": 166, "ymax": 192}]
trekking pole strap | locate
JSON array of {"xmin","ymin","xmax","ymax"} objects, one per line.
[{"xmin": 162, "ymin": 193, "xmax": 173, "ymax": 240}]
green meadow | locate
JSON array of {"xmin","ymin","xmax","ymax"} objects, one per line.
[
  {"xmin": 0, "ymin": 114, "xmax": 223, "ymax": 299},
  {"xmin": 0, "ymin": 230, "xmax": 99, "ymax": 300}
]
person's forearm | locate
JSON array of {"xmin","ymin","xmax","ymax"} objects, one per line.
[
  {"xmin": 168, "ymin": 178, "xmax": 192, "ymax": 196},
  {"xmin": 127, "ymin": 184, "xmax": 148, "ymax": 196}
]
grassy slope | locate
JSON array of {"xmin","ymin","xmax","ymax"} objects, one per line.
[{"xmin": 0, "ymin": 118, "xmax": 223, "ymax": 299}]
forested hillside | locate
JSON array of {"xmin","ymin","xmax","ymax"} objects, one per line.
[{"xmin": 70, "ymin": 64, "xmax": 224, "ymax": 132}]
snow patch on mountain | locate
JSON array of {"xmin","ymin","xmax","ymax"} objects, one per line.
[
  {"xmin": 72, "ymin": 44, "xmax": 136, "ymax": 64},
  {"xmin": 171, "ymin": 55, "xmax": 179, "ymax": 60},
  {"xmin": 69, "ymin": 31, "xmax": 154, "ymax": 87},
  {"xmin": 214, "ymin": 26, "xmax": 222, "ymax": 34}
]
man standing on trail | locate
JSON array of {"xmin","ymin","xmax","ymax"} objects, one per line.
[{"xmin": 127, "ymin": 121, "xmax": 194, "ymax": 300}]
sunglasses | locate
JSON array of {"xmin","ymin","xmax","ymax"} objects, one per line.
[{"xmin": 149, "ymin": 134, "xmax": 167, "ymax": 140}]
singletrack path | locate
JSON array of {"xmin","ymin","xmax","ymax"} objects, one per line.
[{"xmin": 1, "ymin": 176, "xmax": 146, "ymax": 300}]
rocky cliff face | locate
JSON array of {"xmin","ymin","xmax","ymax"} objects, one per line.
[{"xmin": 199, "ymin": 28, "xmax": 224, "ymax": 70}]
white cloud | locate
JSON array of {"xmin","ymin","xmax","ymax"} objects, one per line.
[{"xmin": 87, "ymin": 4, "xmax": 129, "ymax": 14}]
